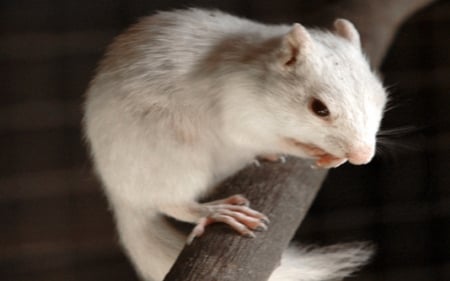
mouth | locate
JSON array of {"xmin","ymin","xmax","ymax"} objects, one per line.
[{"xmin": 287, "ymin": 138, "xmax": 347, "ymax": 168}]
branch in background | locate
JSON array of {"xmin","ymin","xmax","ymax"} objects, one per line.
[
  {"xmin": 314, "ymin": 0, "xmax": 438, "ymax": 68},
  {"xmin": 164, "ymin": 1, "xmax": 436, "ymax": 280},
  {"xmin": 251, "ymin": 0, "xmax": 437, "ymax": 68}
]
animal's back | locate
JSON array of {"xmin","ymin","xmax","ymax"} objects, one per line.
[{"xmin": 97, "ymin": 9, "xmax": 275, "ymax": 82}]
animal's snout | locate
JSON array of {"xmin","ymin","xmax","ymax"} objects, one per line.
[{"xmin": 346, "ymin": 144, "xmax": 375, "ymax": 165}]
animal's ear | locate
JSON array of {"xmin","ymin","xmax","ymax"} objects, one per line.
[
  {"xmin": 279, "ymin": 23, "xmax": 312, "ymax": 67},
  {"xmin": 333, "ymin": 19, "xmax": 361, "ymax": 48}
]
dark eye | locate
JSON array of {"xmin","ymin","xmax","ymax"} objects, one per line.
[{"xmin": 310, "ymin": 98, "xmax": 330, "ymax": 118}]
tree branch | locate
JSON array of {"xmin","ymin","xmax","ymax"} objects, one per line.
[
  {"xmin": 164, "ymin": 158, "xmax": 326, "ymax": 281},
  {"xmin": 163, "ymin": 1, "xmax": 436, "ymax": 280}
]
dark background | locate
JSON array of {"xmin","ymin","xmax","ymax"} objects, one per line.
[{"xmin": 1, "ymin": 1, "xmax": 449, "ymax": 281}]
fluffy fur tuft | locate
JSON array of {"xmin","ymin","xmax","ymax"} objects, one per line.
[{"xmin": 270, "ymin": 243, "xmax": 374, "ymax": 281}]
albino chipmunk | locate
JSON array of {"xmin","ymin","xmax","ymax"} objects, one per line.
[{"xmin": 84, "ymin": 8, "xmax": 387, "ymax": 281}]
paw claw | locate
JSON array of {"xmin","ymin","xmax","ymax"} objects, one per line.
[
  {"xmin": 244, "ymin": 231, "xmax": 256, "ymax": 238},
  {"xmin": 255, "ymin": 224, "xmax": 268, "ymax": 232},
  {"xmin": 257, "ymin": 154, "xmax": 286, "ymax": 163}
]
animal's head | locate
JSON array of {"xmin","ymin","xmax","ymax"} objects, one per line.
[{"xmin": 262, "ymin": 19, "xmax": 387, "ymax": 167}]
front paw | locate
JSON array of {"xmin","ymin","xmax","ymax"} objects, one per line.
[
  {"xmin": 314, "ymin": 155, "xmax": 347, "ymax": 169},
  {"xmin": 187, "ymin": 195, "xmax": 269, "ymax": 244},
  {"xmin": 255, "ymin": 154, "xmax": 286, "ymax": 165}
]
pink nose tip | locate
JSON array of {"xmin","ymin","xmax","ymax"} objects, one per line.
[{"xmin": 347, "ymin": 146, "xmax": 374, "ymax": 165}]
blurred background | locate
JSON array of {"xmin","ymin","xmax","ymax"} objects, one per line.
[{"xmin": 1, "ymin": 1, "xmax": 449, "ymax": 281}]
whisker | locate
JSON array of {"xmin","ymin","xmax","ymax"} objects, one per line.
[
  {"xmin": 375, "ymin": 127, "xmax": 425, "ymax": 163},
  {"xmin": 377, "ymin": 137, "xmax": 421, "ymax": 151},
  {"xmin": 384, "ymin": 83, "xmax": 398, "ymax": 92},
  {"xmin": 377, "ymin": 126, "xmax": 422, "ymax": 137},
  {"xmin": 374, "ymin": 140, "xmax": 400, "ymax": 163},
  {"xmin": 375, "ymin": 143, "xmax": 389, "ymax": 155},
  {"xmin": 382, "ymin": 88, "xmax": 416, "ymax": 115},
  {"xmin": 383, "ymin": 103, "xmax": 403, "ymax": 114}
]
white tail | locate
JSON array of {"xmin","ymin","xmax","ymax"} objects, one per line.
[{"xmin": 269, "ymin": 243, "xmax": 374, "ymax": 281}]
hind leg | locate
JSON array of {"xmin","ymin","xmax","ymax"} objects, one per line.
[{"xmin": 113, "ymin": 206, "xmax": 184, "ymax": 281}]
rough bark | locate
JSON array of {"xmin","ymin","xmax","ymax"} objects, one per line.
[
  {"xmin": 164, "ymin": 158, "xmax": 326, "ymax": 281},
  {"xmin": 163, "ymin": 1, "xmax": 436, "ymax": 280}
]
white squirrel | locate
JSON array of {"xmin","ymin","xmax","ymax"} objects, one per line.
[{"xmin": 84, "ymin": 8, "xmax": 387, "ymax": 281}]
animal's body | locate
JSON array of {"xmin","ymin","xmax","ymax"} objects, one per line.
[{"xmin": 84, "ymin": 8, "xmax": 387, "ymax": 281}]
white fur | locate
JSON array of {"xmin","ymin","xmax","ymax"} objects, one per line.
[
  {"xmin": 270, "ymin": 244, "xmax": 373, "ymax": 281},
  {"xmin": 84, "ymin": 8, "xmax": 386, "ymax": 281}
]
